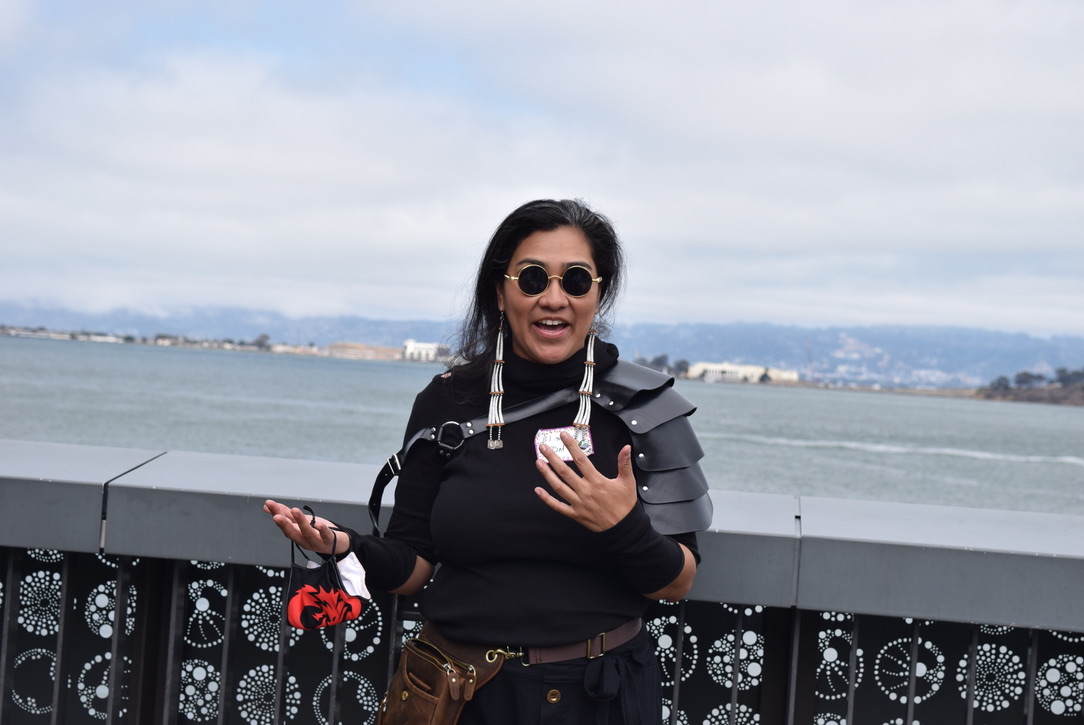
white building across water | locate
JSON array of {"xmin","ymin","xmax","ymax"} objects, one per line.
[
  {"xmin": 686, "ymin": 361, "xmax": 800, "ymax": 383},
  {"xmin": 402, "ymin": 339, "xmax": 450, "ymax": 362}
]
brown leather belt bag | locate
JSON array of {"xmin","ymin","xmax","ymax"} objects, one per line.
[
  {"xmin": 376, "ymin": 623, "xmax": 504, "ymax": 725},
  {"xmin": 376, "ymin": 618, "xmax": 644, "ymax": 725}
]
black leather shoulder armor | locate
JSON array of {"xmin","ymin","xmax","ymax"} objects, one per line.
[{"xmin": 595, "ymin": 360, "xmax": 714, "ymax": 535}]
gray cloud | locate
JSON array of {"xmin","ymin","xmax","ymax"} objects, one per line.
[{"xmin": 1, "ymin": 1, "xmax": 1081, "ymax": 335}]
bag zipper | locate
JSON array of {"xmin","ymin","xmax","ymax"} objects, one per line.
[{"xmin": 408, "ymin": 638, "xmax": 478, "ymax": 701}]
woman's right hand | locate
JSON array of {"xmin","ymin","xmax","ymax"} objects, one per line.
[{"xmin": 263, "ymin": 499, "xmax": 347, "ymax": 556}]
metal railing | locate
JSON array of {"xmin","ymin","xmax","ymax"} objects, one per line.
[{"xmin": 2, "ymin": 439, "xmax": 1082, "ymax": 724}]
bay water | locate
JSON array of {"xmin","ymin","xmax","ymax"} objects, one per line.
[{"xmin": 2, "ymin": 336, "xmax": 1082, "ymax": 516}]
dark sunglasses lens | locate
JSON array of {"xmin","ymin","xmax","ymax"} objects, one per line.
[
  {"xmin": 517, "ymin": 265, "xmax": 550, "ymax": 295},
  {"xmin": 561, "ymin": 267, "xmax": 594, "ymax": 296}
]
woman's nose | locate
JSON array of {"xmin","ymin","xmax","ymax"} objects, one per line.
[{"xmin": 537, "ymin": 276, "xmax": 567, "ymax": 306}]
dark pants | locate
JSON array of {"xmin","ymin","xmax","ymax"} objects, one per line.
[{"xmin": 458, "ymin": 629, "xmax": 661, "ymax": 725}]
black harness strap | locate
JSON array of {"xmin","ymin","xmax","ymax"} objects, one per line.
[{"xmin": 368, "ymin": 387, "xmax": 578, "ymax": 536}]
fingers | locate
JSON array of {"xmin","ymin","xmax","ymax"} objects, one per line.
[
  {"xmin": 534, "ymin": 433, "xmax": 640, "ymax": 533},
  {"xmin": 535, "ymin": 440, "xmax": 584, "ymax": 503},
  {"xmin": 294, "ymin": 508, "xmax": 331, "ymax": 547},
  {"xmin": 268, "ymin": 511, "xmax": 303, "ymax": 544},
  {"xmin": 534, "ymin": 484, "xmax": 576, "ymax": 518},
  {"xmin": 264, "ymin": 500, "xmax": 292, "ymax": 531},
  {"xmin": 294, "ymin": 507, "xmax": 317, "ymax": 535},
  {"xmin": 266, "ymin": 502, "xmax": 313, "ymax": 533},
  {"xmin": 263, "ymin": 500, "xmax": 334, "ymax": 554},
  {"xmin": 558, "ymin": 430, "xmax": 595, "ymax": 470},
  {"xmin": 536, "ymin": 431, "xmax": 596, "ymax": 482}
]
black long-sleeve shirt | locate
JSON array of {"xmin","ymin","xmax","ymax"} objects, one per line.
[{"xmin": 345, "ymin": 343, "xmax": 699, "ymax": 647}]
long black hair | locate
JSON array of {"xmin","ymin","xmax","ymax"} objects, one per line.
[{"xmin": 452, "ymin": 199, "xmax": 625, "ymax": 381}]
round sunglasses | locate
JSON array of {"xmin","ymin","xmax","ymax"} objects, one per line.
[{"xmin": 504, "ymin": 264, "xmax": 602, "ymax": 298}]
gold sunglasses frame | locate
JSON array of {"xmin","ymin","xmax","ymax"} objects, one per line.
[{"xmin": 504, "ymin": 264, "xmax": 603, "ymax": 298}]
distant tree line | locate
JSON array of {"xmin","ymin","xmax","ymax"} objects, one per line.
[
  {"xmin": 978, "ymin": 365, "xmax": 1084, "ymax": 406},
  {"xmin": 633, "ymin": 354, "xmax": 691, "ymax": 378},
  {"xmin": 986, "ymin": 366, "xmax": 1084, "ymax": 392}
]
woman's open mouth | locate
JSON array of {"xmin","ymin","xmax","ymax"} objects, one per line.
[{"xmin": 533, "ymin": 319, "xmax": 570, "ymax": 338}]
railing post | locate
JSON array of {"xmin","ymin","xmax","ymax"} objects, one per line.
[
  {"xmin": 160, "ymin": 559, "xmax": 187, "ymax": 725},
  {"xmin": 48, "ymin": 552, "xmax": 71, "ymax": 725},
  {"xmin": 668, "ymin": 599, "xmax": 687, "ymax": 725},
  {"xmin": 0, "ymin": 548, "xmax": 18, "ymax": 724}
]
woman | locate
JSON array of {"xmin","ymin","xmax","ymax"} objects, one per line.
[{"xmin": 265, "ymin": 199, "xmax": 712, "ymax": 724}]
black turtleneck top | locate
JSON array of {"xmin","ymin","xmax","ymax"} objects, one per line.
[{"xmin": 348, "ymin": 342, "xmax": 699, "ymax": 647}]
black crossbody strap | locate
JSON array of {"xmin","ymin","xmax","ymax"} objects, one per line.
[{"xmin": 368, "ymin": 386, "xmax": 579, "ymax": 536}]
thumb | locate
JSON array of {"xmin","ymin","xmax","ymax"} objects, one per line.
[{"xmin": 617, "ymin": 445, "xmax": 636, "ymax": 484}]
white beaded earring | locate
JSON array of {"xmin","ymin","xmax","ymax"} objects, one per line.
[
  {"xmin": 486, "ymin": 312, "xmax": 505, "ymax": 450},
  {"xmin": 486, "ymin": 317, "xmax": 598, "ymax": 453},
  {"xmin": 572, "ymin": 326, "xmax": 598, "ymax": 446}
]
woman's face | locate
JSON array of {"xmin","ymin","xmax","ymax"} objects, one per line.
[{"xmin": 496, "ymin": 226, "xmax": 601, "ymax": 366}]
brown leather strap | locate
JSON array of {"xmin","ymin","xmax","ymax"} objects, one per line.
[{"xmin": 525, "ymin": 618, "xmax": 643, "ymax": 665}]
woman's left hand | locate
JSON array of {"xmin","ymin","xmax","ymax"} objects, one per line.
[{"xmin": 534, "ymin": 430, "xmax": 638, "ymax": 532}]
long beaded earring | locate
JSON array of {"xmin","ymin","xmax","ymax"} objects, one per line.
[
  {"xmin": 572, "ymin": 325, "xmax": 598, "ymax": 447},
  {"xmin": 486, "ymin": 312, "xmax": 505, "ymax": 450}
]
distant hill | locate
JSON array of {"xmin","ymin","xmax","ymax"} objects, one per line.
[
  {"xmin": 3, "ymin": 301, "xmax": 1082, "ymax": 388},
  {"xmin": 0, "ymin": 302, "xmax": 454, "ymax": 349},
  {"xmin": 613, "ymin": 322, "xmax": 1084, "ymax": 388}
]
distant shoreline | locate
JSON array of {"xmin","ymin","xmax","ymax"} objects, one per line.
[
  {"xmin": 876, "ymin": 383, "xmax": 1082, "ymax": 406},
  {"xmin": 772, "ymin": 380, "xmax": 979, "ymax": 398},
  {"xmin": 973, "ymin": 386, "xmax": 1084, "ymax": 406},
  {"xmin": 0, "ymin": 324, "xmax": 442, "ymax": 364},
  {"xmin": 6, "ymin": 324, "xmax": 1081, "ymax": 404},
  {"xmin": 769, "ymin": 380, "xmax": 1084, "ymax": 406}
]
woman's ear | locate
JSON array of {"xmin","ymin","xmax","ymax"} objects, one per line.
[{"xmin": 495, "ymin": 283, "xmax": 505, "ymax": 312}]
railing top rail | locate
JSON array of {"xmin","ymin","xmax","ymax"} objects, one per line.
[{"xmin": 2, "ymin": 438, "xmax": 1082, "ymax": 632}]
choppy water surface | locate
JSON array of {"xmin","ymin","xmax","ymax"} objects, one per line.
[
  {"xmin": 680, "ymin": 380, "xmax": 1083, "ymax": 514},
  {"xmin": 2, "ymin": 336, "xmax": 1081, "ymax": 515}
]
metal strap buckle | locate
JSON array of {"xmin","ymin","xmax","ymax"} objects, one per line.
[
  {"xmin": 434, "ymin": 421, "xmax": 466, "ymax": 451},
  {"xmin": 586, "ymin": 632, "xmax": 606, "ymax": 659},
  {"xmin": 486, "ymin": 647, "xmax": 523, "ymax": 663}
]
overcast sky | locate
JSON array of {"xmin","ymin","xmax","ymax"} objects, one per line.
[{"xmin": 1, "ymin": 1, "xmax": 1081, "ymax": 336}]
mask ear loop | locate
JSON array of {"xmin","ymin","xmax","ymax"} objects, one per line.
[{"xmin": 487, "ymin": 312, "xmax": 505, "ymax": 450}]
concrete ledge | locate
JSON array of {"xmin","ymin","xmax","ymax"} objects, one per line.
[
  {"xmin": 102, "ymin": 449, "xmax": 381, "ymax": 566},
  {"xmin": 689, "ymin": 490, "xmax": 799, "ymax": 607},
  {"xmin": 798, "ymin": 497, "xmax": 1084, "ymax": 631},
  {"xmin": 0, "ymin": 440, "xmax": 162, "ymax": 552}
]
